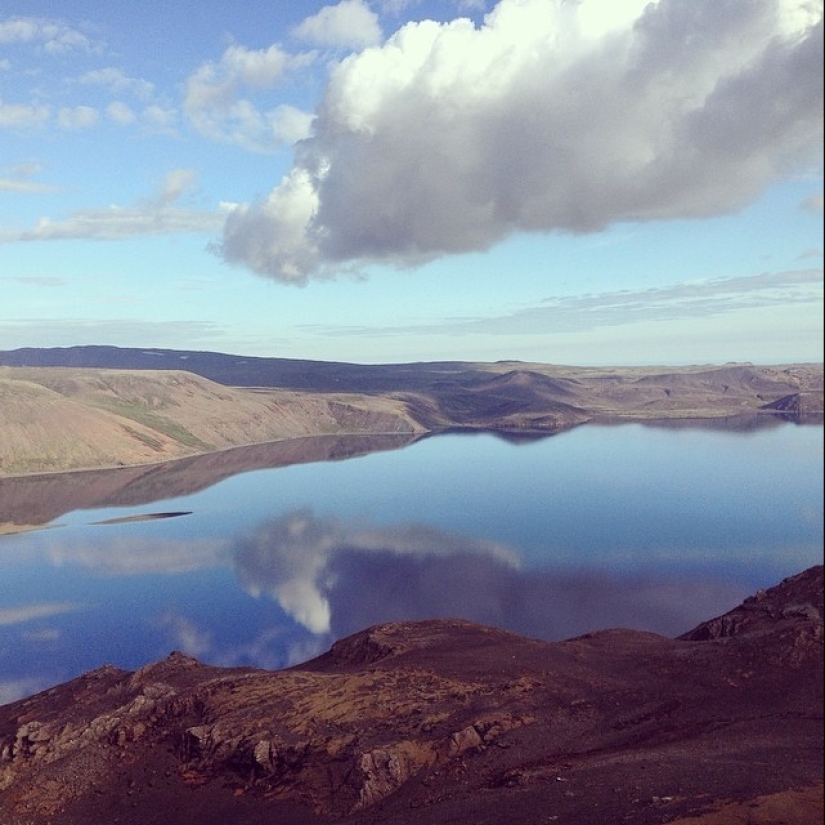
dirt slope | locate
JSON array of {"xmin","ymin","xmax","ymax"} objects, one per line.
[{"xmin": 0, "ymin": 368, "xmax": 422, "ymax": 477}]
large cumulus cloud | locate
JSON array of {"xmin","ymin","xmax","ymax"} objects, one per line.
[{"xmin": 217, "ymin": 0, "xmax": 824, "ymax": 283}]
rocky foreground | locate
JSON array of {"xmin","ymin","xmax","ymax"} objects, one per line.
[{"xmin": 0, "ymin": 566, "xmax": 822, "ymax": 824}]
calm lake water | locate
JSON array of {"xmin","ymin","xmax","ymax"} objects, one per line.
[{"xmin": 1, "ymin": 420, "xmax": 822, "ymax": 704}]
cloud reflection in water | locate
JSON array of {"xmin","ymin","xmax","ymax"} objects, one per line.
[
  {"xmin": 233, "ymin": 508, "xmax": 750, "ymax": 644},
  {"xmin": 233, "ymin": 508, "xmax": 519, "ymax": 635}
]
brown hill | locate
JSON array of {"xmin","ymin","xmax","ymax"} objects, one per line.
[
  {"xmin": 1, "ymin": 357, "xmax": 822, "ymax": 482},
  {"xmin": 0, "ymin": 367, "xmax": 423, "ymax": 478},
  {"xmin": 0, "ymin": 566, "xmax": 821, "ymax": 825}
]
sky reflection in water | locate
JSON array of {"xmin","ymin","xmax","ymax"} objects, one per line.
[{"xmin": 1, "ymin": 421, "xmax": 822, "ymax": 704}]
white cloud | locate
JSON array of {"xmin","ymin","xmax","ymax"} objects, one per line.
[
  {"xmin": 183, "ymin": 43, "xmax": 313, "ymax": 152},
  {"xmin": 142, "ymin": 103, "xmax": 178, "ymax": 133},
  {"xmin": 153, "ymin": 168, "xmax": 199, "ymax": 207},
  {"xmin": 216, "ymin": 168, "xmax": 321, "ymax": 281},
  {"xmin": 0, "ymin": 99, "xmax": 50, "ymax": 128},
  {"xmin": 0, "ymin": 169, "xmax": 227, "ymax": 243},
  {"xmin": 155, "ymin": 611, "xmax": 213, "ymax": 659},
  {"xmin": 377, "ymin": 0, "xmax": 419, "ymax": 13},
  {"xmin": 0, "ymin": 178, "xmax": 61, "ymax": 194},
  {"xmin": 185, "ymin": 45, "xmax": 288, "ymax": 111},
  {"xmin": 79, "ymin": 67, "xmax": 155, "ymax": 101},
  {"xmin": 57, "ymin": 105, "xmax": 99, "ymax": 130},
  {"xmin": 0, "ymin": 16, "xmax": 99, "ymax": 54},
  {"xmin": 44, "ymin": 533, "xmax": 225, "ymax": 576},
  {"xmin": 292, "ymin": 0, "xmax": 383, "ymax": 49},
  {"xmin": 106, "ymin": 100, "xmax": 136, "ymax": 125},
  {"xmin": 217, "ymin": 0, "xmax": 824, "ymax": 284},
  {"xmin": 269, "ymin": 104, "xmax": 315, "ymax": 144}
]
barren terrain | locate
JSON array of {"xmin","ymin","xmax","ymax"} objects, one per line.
[
  {"xmin": 0, "ymin": 565, "xmax": 821, "ymax": 825},
  {"xmin": 0, "ymin": 348, "xmax": 821, "ymax": 482},
  {"xmin": 0, "ymin": 366, "xmax": 421, "ymax": 478}
]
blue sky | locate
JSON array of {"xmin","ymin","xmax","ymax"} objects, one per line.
[{"xmin": 1, "ymin": 0, "xmax": 822, "ymax": 365}]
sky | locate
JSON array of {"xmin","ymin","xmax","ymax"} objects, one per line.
[{"xmin": 1, "ymin": 0, "xmax": 822, "ymax": 366}]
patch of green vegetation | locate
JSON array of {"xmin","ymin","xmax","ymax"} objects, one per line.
[
  {"xmin": 121, "ymin": 425, "xmax": 165, "ymax": 452},
  {"xmin": 91, "ymin": 398, "xmax": 210, "ymax": 449}
]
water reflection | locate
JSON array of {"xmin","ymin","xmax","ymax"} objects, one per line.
[
  {"xmin": 234, "ymin": 508, "xmax": 519, "ymax": 634},
  {"xmin": 0, "ymin": 505, "xmax": 770, "ymax": 704},
  {"xmin": 0, "ymin": 433, "xmax": 421, "ymax": 530},
  {"xmin": 90, "ymin": 511, "xmax": 193, "ymax": 525},
  {"xmin": 232, "ymin": 508, "xmax": 755, "ymax": 645},
  {"xmin": 0, "ymin": 420, "xmax": 821, "ymax": 705}
]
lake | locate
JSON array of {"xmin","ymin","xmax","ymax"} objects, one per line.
[{"xmin": 1, "ymin": 419, "xmax": 822, "ymax": 705}]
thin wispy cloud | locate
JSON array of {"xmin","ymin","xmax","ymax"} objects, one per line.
[
  {"xmin": 0, "ymin": 162, "xmax": 61, "ymax": 193},
  {"xmin": 307, "ymin": 269, "xmax": 825, "ymax": 339},
  {"xmin": 0, "ymin": 170, "xmax": 227, "ymax": 242},
  {"xmin": 0, "ymin": 602, "xmax": 81, "ymax": 626},
  {"xmin": 0, "ymin": 275, "xmax": 64, "ymax": 286},
  {"xmin": 78, "ymin": 67, "xmax": 155, "ymax": 100},
  {"xmin": 0, "ymin": 318, "xmax": 229, "ymax": 349},
  {"xmin": 0, "ymin": 205, "xmax": 225, "ymax": 242},
  {"xmin": 0, "ymin": 16, "xmax": 100, "ymax": 54},
  {"xmin": 0, "ymin": 677, "xmax": 51, "ymax": 705},
  {"xmin": 0, "ymin": 178, "xmax": 61, "ymax": 194},
  {"xmin": 44, "ymin": 535, "xmax": 225, "ymax": 576}
]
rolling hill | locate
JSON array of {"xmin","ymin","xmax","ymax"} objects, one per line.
[{"xmin": 0, "ymin": 347, "xmax": 822, "ymax": 479}]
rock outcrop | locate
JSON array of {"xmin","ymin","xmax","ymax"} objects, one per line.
[{"xmin": 0, "ymin": 567, "xmax": 822, "ymax": 824}]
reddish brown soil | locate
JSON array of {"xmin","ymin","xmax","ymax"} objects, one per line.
[{"xmin": 0, "ymin": 566, "xmax": 821, "ymax": 824}]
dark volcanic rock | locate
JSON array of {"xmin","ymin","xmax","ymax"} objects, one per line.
[{"xmin": 0, "ymin": 567, "xmax": 822, "ymax": 824}]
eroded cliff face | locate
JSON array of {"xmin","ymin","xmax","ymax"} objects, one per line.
[{"xmin": 0, "ymin": 567, "xmax": 822, "ymax": 825}]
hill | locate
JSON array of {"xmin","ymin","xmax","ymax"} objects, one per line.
[
  {"xmin": 0, "ymin": 366, "xmax": 422, "ymax": 478},
  {"xmin": 0, "ymin": 565, "xmax": 821, "ymax": 824},
  {"xmin": 0, "ymin": 347, "xmax": 821, "ymax": 479}
]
